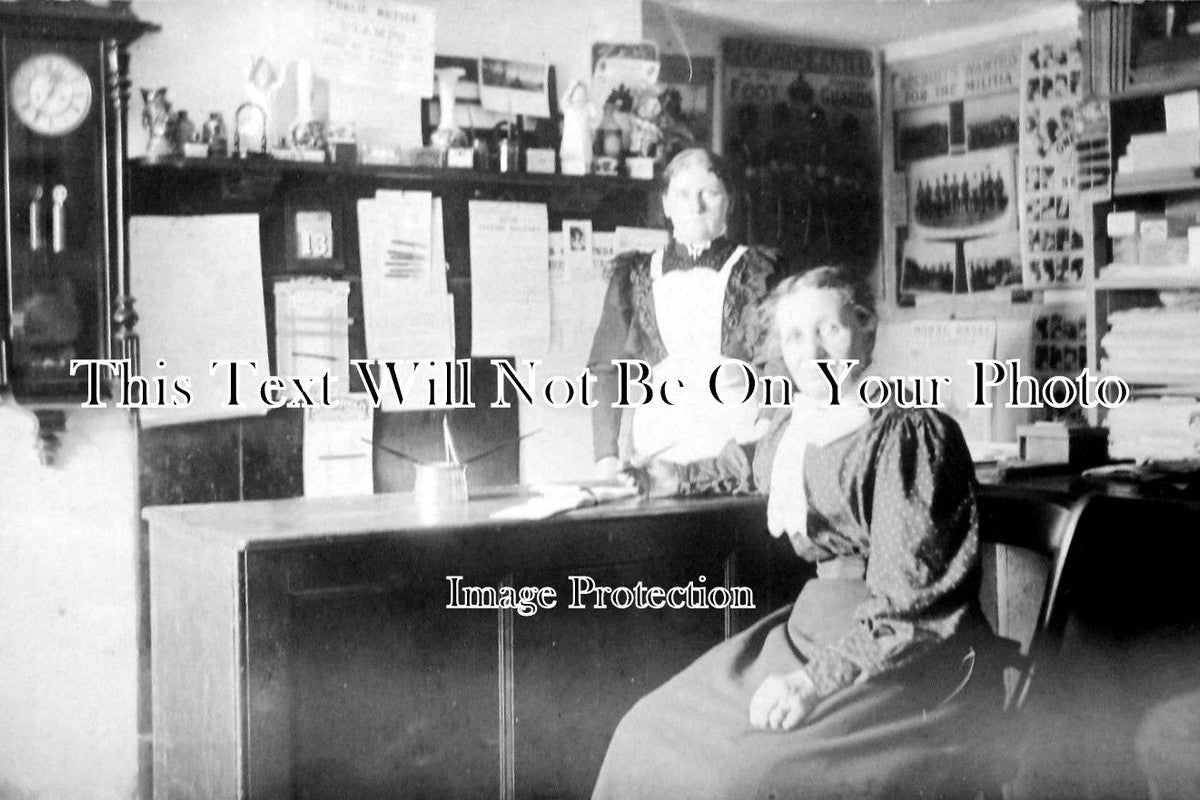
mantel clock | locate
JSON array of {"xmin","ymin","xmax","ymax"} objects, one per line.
[{"xmin": 0, "ymin": 0, "xmax": 155, "ymax": 399}]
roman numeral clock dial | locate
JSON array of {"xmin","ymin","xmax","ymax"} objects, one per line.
[{"xmin": 10, "ymin": 52, "xmax": 92, "ymax": 136}]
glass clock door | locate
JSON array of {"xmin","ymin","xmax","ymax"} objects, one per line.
[{"xmin": 2, "ymin": 35, "xmax": 105, "ymax": 398}]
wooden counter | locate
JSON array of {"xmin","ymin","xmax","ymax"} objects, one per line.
[
  {"xmin": 146, "ymin": 491, "xmax": 784, "ymax": 800},
  {"xmin": 146, "ymin": 480, "xmax": 1200, "ymax": 800}
]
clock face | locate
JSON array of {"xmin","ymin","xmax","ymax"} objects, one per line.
[{"xmin": 9, "ymin": 52, "xmax": 93, "ymax": 136}]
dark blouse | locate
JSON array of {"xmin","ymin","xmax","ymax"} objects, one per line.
[
  {"xmin": 586, "ymin": 236, "xmax": 777, "ymax": 461},
  {"xmin": 677, "ymin": 406, "xmax": 985, "ymax": 701}
]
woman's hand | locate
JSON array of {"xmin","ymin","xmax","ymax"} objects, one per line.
[
  {"xmin": 748, "ymin": 670, "xmax": 818, "ymax": 731},
  {"xmin": 619, "ymin": 458, "xmax": 681, "ymax": 498},
  {"xmin": 594, "ymin": 456, "xmax": 622, "ymax": 480}
]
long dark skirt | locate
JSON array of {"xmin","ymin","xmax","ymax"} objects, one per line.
[{"xmin": 592, "ymin": 579, "xmax": 1005, "ymax": 800}]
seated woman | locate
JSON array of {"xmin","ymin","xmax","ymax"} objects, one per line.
[{"xmin": 592, "ymin": 266, "xmax": 1005, "ymax": 800}]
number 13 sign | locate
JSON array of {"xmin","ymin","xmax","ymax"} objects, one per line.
[
  {"xmin": 296, "ymin": 211, "xmax": 333, "ymax": 258},
  {"xmin": 283, "ymin": 191, "xmax": 344, "ymax": 273}
]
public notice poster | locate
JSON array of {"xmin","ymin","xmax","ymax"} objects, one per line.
[{"xmin": 315, "ymin": 0, "xmax": 435, "ymax": 97}]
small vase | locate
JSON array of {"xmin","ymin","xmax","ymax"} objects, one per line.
[{"xmin": 431, "ymin": 67, "xmax": 469, "ymax": 155}]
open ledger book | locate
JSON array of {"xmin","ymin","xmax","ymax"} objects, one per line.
[{"xmin": 490, "ymin": 482, "xmax": 641, "ymax": 521}]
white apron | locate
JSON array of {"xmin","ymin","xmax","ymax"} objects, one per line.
[{"xmin": 627, "ymin": 246, "xmax": 763, "ymax": 464}]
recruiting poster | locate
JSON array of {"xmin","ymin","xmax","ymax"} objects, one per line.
[{"xmin": 721, "ymin": 37, "xmax": 879, "ymax": 271}]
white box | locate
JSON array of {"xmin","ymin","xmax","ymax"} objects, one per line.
[
  {"xmin": 446, "ymin": 147, "xmax": 474, "ymax": 168},
  {"xmin": 1140, "ymin": 217, "xmax": 1169, "ymax": 241},
  {"xmin": 1107, "ymin": 211, "xmax": 1141, "ymax": 238},
  {"xmin": 1189, "ymin": 227, "xmax": 1200, "ymax": 267},
  {"xmin": 625, "ymin": 156, "xmax": 655, "ymax": 180},
  {"xmin": 1165, "ymin": 90, "xmax": 1200, "ymax": 132},
  {"xmin": 525, "ymin": 148, "xmax": 556, "ymax": 174}
]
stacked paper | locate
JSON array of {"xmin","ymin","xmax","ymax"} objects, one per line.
[
  {"xmin": 1105, "ymin": 398, "xmax": 1200, "ymax": 461},
  {"xmin": 1118, "ymin": 130, "xmax": 1200, "ymax": 173},
  {"xmin": 1101, "ymin": 302, "xmax": 1200, "ymax": 385}
]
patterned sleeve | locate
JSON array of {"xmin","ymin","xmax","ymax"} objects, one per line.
[
  {"xmin": 725, "ymin": 246, "xmax": 780, "ymax": 367},
  {"xmin": 672, "ymin": 440, "xmax": 755, "ymax": 496},
  {"xmin": 587, "ymin": 257, "xmax": 637, "ymax": 461},
  {"xmin": 802, "ymin": 411, "xmax": 982, "ymax": 699}
]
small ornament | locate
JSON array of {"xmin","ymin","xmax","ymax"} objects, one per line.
[
  {"xmin": 559, "ymin": 80, "xmax": 595, "ymax": 176},
  {"xmin": 202, "ymin": 112, "xmax": 228, "ymax": 157},
  {"xmin": 430, "ymin": 67, "xmax": 470, "ymax": 160},
  {"xmin": 140, "ymin": 87, "xmax": 175, "ymax": 162}
]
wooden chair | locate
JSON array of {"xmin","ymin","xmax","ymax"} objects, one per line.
[{"xmin": 973, "ymin": 491, "xmax": 1098, "ymax": 798}]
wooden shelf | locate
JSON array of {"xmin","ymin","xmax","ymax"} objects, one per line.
[
  {"xmin": 128, "ymin": 155, "xmax": 654, "ymax": 193},
  {"xmin": 1096, "ymin": 264, "xmax": 1200, "ymax": 290},
  {"xmin": 1113, "ymin": 167, "xmax": 1200, "ymax": 197}
]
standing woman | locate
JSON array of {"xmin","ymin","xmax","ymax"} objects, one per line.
[
  {"xmin": 587, "ymin": 147, "xmax": 777, "ymax": 476},
  {"xmin": 592, "ymin": 267, "xmax": 1006, "ymax": 799}
]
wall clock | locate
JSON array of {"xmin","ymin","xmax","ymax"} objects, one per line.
[
  {"xmin": 0, "ymin": 1, "xmax": 156, "ymax": 399},
  {"xmin": 9, "ymin": 51, "xmax": 93, "ymax": 136}
]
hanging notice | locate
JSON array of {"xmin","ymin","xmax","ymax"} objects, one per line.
[
  {"xmin": 316, "ymin": 0, "xmax": 435, "ymax": 96},
  {"xmin": 469, "ymin": 200, "xmax": 550, "ymax": 357},
  {"xmin": 872, "ymin": 319, "xmax": 999, "ymax": 445}
]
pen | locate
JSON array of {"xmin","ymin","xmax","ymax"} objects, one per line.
[{"xmin": 362, "ymin": 437, "xmax": 425, "ymax": 466}]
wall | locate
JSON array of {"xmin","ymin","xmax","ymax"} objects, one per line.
[
  {"xmin": 1, "ymin": 2, "xmax": 643, "ymax": 798},
  {"xmin": 0, "ymin": 408, "xmax": 140, "ymax": 800},
  {"xmin": 127, "ymin": 0, "xmax": 643, "ymax": 485},
  {"xmin": 129, "ymin": 0, "xmax": 643, "ymax": 149}
]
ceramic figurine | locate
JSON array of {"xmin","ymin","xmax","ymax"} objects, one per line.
[
  {"xmin": 559, "ymin": 80, "xmax": 595, "ymax": 175},
  {"xmin": 141, "ymin": 87, "xmax": 175, "ymax": 162}
]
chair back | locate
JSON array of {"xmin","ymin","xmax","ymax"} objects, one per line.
[{"xmin": 975, "ymin": 491, "xmax": 1095, "ymax": 711}]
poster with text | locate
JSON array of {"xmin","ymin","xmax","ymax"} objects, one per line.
[
  {"xmin": 316, "ymin": 0, "xmax": 435, "ymax": 96},
  {"xmin": 721, "ymin": 37, "xmax": 879, "ymax": 271}
]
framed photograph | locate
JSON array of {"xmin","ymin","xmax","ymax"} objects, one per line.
[
  {"xmin": 283, "ymin": 190, "xmax": 344, "ymax": 274},
  {"xmin": 964, "ymin": 232, "xmax": 1022, "ymax": 292},
  {"xmin": 479, "ymin": 56, "xmax": 550, "ymax": 118},
  {"xmin": 900, "ymin": 237, "xmax": 958, "ymax": 295},
  {"xmin": 562, "ymin": 219, "xmax": 593, "ymax": 280},
  {"xmin": 907, "ymin": 146, "xmax": 1017, "ymax": 241}
]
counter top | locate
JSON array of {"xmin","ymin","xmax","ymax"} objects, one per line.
[{"xmin": 142, "ymin": 488, "xmax": 764, "ymax": 549}]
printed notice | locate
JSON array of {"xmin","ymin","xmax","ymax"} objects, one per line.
[
  {"xmin": 316, "ymin": 0, "xmax": 435, "ymax": 96},
  {"xmin": 303, "ymin": 395, "xmax": 374, "ymax": 497},
  {"xmin": 469, "ymin": 200, "xmax": 550, "ymax": 357}
]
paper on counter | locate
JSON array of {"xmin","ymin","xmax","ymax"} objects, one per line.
[
  {"xmin": 469, "ymin": 200, "xmax": 550, "ymax": 357},
  {"xmin": 490, "ymin": 483, "xmax": 638, "ymax": 520},
  {"xmin": 130, "ymin": 214, "xmax": 269, "ymax": 428},
  {"xmin": 303, "ymin": 395, "xmax": 374, "ymax": 497}
]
